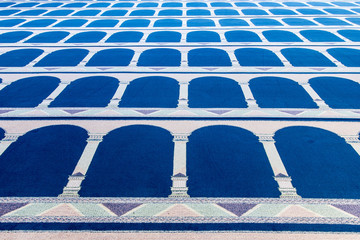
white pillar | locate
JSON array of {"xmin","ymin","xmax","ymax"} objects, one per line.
[
  {"xmin": 169, "ymin": 133, "xmax": 189, "ymax": 198},
  {"xmin": 177, "ymin": 82, "xmax": 189, "ymax": 108},
  {"xmin": 343, "ymin": 135, "xmax": 360, "ymax": 157},
  {"xmin": 228, "ymin": 50, "xmax": 241, "ymax": 67},
  {"xmin": 299, "ymin": 81, "xmax": 330, "ymax": 109},
  {"xmin": 0, "ymin": 133, "xmax": 22, "ymax": 156},
  {"xmin": 59, "ymin": 133, "xmax": 105, "ymax": 197},
  {"xmin": 129, "ymin": 51, "xmax": 141, "ymax": 67},
  {"xmin": 107, "ymin": 81, "xmax": 129, "ymax": 108},
  {"xmin": 238, "ymin": 82, "xmax": 259, "ymax": 109},
  {"xmin": 257, "ymin": 134, "xmax": 300, "ymax": 198},
  {"xmin": 181, "ymin": 50, "xmax": 188, "ymax": 67},
  {"xmin": 37, "ymin": 81, "xmax": 70, "ymax": 108}
]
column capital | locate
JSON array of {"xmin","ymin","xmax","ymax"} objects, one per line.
[
  {"xmin": 298, "ymin": 80, "xmax": 310, "ymax": 86},
  {"xmin": 87, "ymin": 133, "xmax": 106, "ymax": 142},
  {"xmin": 179, "ymin": 81, "xmax": 189, "ymax": 85},
  {"xmin": 342, "ymin": 135, "xmax": 360, "ymax": 144},
  {"xmin": 120, "ymin": 81, "xmax": 130, "ymax": 85},
  {"xmin": 60, "ymin": 80, "xmax": 71, "ymax": 85},
  {"xmin": 256, "ymin": 134, "xmax": 275, "ymax": 143},
  {"xmin": 2, "ymin": 133, "xmax": 22, "ymax": 142},
  {"xmin": 172, "ymin": 133, "xmax": 190, "ymax": 142}
]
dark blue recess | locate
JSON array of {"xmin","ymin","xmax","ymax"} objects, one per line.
[
  {"xmin": 73, "ymin": 10, "xmax": 101, "ymax": 16},
  {"xmin": 66, "ymin": 31, "xmax": 106, "ymax": 43},
  {"xmin": 16, "ymin": 10, "xmax": 47, "ymax": 16},
  {"xmin": 54, "ymin": 19, "xmax": 88, "ymax": 27},
  {"xmin": 187, "ymin": 19, "xmax": 215, "ymax": 27},
  {"xmin": 0, "ymin": 31, "xmax": 33, "ymax": 43},
  {"xmin": 37, "ymin": 3, "xmax": 63, "ymax": 7},
  {"xmin": 80, "ymin": 125, "xmax": 173, "ymax": 197},
  {"xmin": 0, "ymin": 19, "xmax": 26, "ymax": 27},
  {"xmin": 308, "ymin": 2, "xmax": 332, "ymax": 6},
  {"xmin": 20, "ymin": 19, "xmax": 56, "ymax": 28},
  {"xmin": 0, "ymin": 76, "xmax": 59, "ymax": 107},
  {"xmin": 269, "ymin": 9, "xmax": 297, "ymax": 15},
  {"xmin": 119, "ymin": 76, "xmax": 179, "ymax": 108},
  {"xmin": 275, "ymin": 126, "xmax": 360, "ymax": 198},
  {"xmin": 262, "ymin": 30, "xmax": 303, "ymax": 42},
  {"xmin": 187, "ymin": 9, "xmax": 211, "ymax": 16},
  {"xmin": 187, "ymin": 2, "xmax": 207, "ymax": 7},
  {"xmin": 112, "ymin": 3, "xmax": 134, "ymax": 7},
  {"xmin": 234, "ymin": 2, "xmax": 257, "ymax": 7},
  {"xmin": 137, "ymin": 2, "xmax": 158, "ymax": 7},
  {"xmin": 158, "ymin": 10, "xmax": 182, "ymax": 16},
  {"xmin": 86, "ymin": 49, "xmax": 134, "ymax": 67},
  {"xmin": 0, "ymin": 10, "xmax": 20, "ymax": 16},
  {"xmin": 214, "ymin": 9, "xmax": 239, "ymax": 15},
  {"xmin": 101, "ymin": 10, "xmax": 128, "ymax": 16},
  {"xmin": 137, "ymin": 49, "xmax": 181, "ymax": 67},
  {"xmin": 0, "ymin": 49, "xmax": 43, "ymax": 67},
  {"xmin": 187, "ymin": 31, "xmax": 221, "ymax": 42},
  {"xmin": 296, "ymin": 9, "xmax": 326, "ymax": 15},
  {"xmin": 225, "ymin": 30, "xmax": 261, "ymax": 42},
  {"xmin": 327, "ymin": 48, "xmax": 360, "ymax": 67},
  {"xmin": 211, "ymin": 2, "xmax": 232, "ymax": 7},
  {"xmin": 259, "ymin": 2, "xmax": 282, "ymax": 7},
  {"xmin": 87, "ymin": 20, "xmax": 119, "ymax": 27},
  {"xmin": 324, "ymin": 8, "xmax": 355, "ymax": 14},
  {"xmin": 44, "ymin": 10, "xmax": 74, "ymax": 16},
  {"xmin": 106, "ymin": 31, "xmax": 143, "ymax": 42},
  {"xmin": 188, "ymin": 126, "xmax": 280, "ymax": 197},
  {"xmin": 281, "ymin": 48, "xmax": 336, "ymax": 67},
  {"xmin": 282, "ymin": 18, "xmax": 317, "ymax": 26},
  {"xmin": 120, "ymin": 19, "xmax": 150, "ymax": 27},
  {"xmin": 219, "ymin": 19, "xmax": 249, "ymax": 26},
  {"xmin": 346, "ymin": 18, "xmax": 360, "ymax": 25},
  {"xmin": 130, "ymin": 10, "xmax": 155, "ymax": 16},
  {"xmin": 315, "ymin": 18, "xmax": 350, "ymax": 26},
  {"xmin": 146, "ymin": 31, "xmax": 181, "ymax": 42},
  {"xmin": 62, "ymin": 3, "xmax": 87, "ymax": 8},
  {"xmin": 87, "ymin": 3, "xmax": 110, "ymax": 8},
  {"xmin": 0, "ymin": 2, "xmax": 15, "ymax": 7},
  {"xmin": 251, "ymin": 18, "xmax": 282, "ymax": 26},
  {"xmin": 25, "ymin": 31, "xmax": 70, "ymax": 43},
  {"xmin": 338, "ymin": 30, "xmax": 360, "ymax": 41},
  {"xmin": 0, "ymin": 125, "xmax": 87, "ymax": 197},
  {"xmin": 49, "ymin": 76, "xmax": 118, "ymax": 107},
  {"xmin": 188, "ymin": 77, "xmax": 247, "ymax": 108},
  {"xmin": 250, "ymin": 77, "xmax": 317, "ymax": 108},
  {"xmin": 300, "ymin": 30, "xmax": 344, "ymax": 42},
  {"xmin": 333, "ymin": 2, "xmax": 357, "ymax": 6},
  {"xmin": 162, "ymin": 2, "xmax": 182, "ymax": 7},
  {"xmin": 310, "ymin": 77, "xmax": 360, "ymax": 108},
  {"xmin": 12, "ymin": 2, "xmax": 39, "ymax": 7},
  {"xmin": 35, "ymin": 49, "xmax": 89, "ymax": 67},
  {"xmin": 188, "ymin": 48, "xmax": 232, "ymax": 67},
  {"xmin": 154, "ymin": 19, "xmax": 182, "ymax": 27},
  {"xmin": 242, "ymin": 9, "xmax": 268, "ymax": 15},
  {"xmin": 235, "ymin": 48, "xmax": 284, "ymax": 67},
  {"xmin": 283, "ymin": 2, "xmax": 308, "ymax": 6}
]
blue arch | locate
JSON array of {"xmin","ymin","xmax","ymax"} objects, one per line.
[
  {"xmin": 188, "ymin": 125, "xmax": 279, "ymax": 197},
  {"xmin": 275, "ymin": 126, "xmax": 360, "ymax": 198},
  {"xmin": 87, "ymin": 3, "xmax": 110, "ymax": 8},
  {"xmin": 137, "ymin": 49, "xmax": 181, "ymax": 67},
  {"xmin": 242, "ymin": 9, "xmax": 268, "ymax": 15},
  {"xmin": 308, "ymin": 2, "xmax": 332, "ymax": 6},
  {"xmin": 310, "ymin": 77, "xmax": 360, "ymax": 108},
  {"xmin": 0, "ymin": 10, "xmax": 20, "ymax": 16},
  {"xmin": 189, "ymin": 77, "xmax": 247, "ymax": 108},
  {"xmin": 187, "ymin": 9, "xmax": 211, "ymax": 16},
  {"xmin": 50, "ymin": 76, "xmax": 118, "ymax": 107},
  {"xmin": 251, "ymin": 18, "xmax": 282, "ymax": 26},
  {"xmin": 154, "ymin": 19, "xmax": 182, "ymax": 27},
  {"xmin": 263, "ymin": 30, "xmax": 302, "ymax": 42},
  {"xmin": 259, "ymin": 2, "xmax": 282, "ymax": 7},
  {"xmin": 235, "ymin": 48, "xmax": 284, "ymax": 66},
  {"xmin": 146, "ymin": 31, "xmax": 181, "ymax": 42},
  {"xmin": 324, "ymin": 8, "xmax": 355, "ymax": 14},
  {"xmin": 0, "ymin": 125, "xmax": 87, "ymax": 197},
  {"xmin": 250, "ymin": 77, "xmax": 317, "ymax": 108},
  {"xmin": 38, "ymin": 3, "xmax": 63, "ymax": 7},
  {"xmin": 80, "ymin": 125, "xmax": 173, "ymax": 197},
  {"xmin": 62, "ymin": 3, "xmax": 86, "ymax": 8},
  {"xmin": 106, "ymin": 31, "xmax": 143, "ymax": 42},
  {"xmin": 269, "ymin": 9, "xmax": 297, "ymax": 15},
  {"xmin": 187, "ymin": 2, "xmax": 207, "ymax": 7},
  {"xmin": 281, "ymin": 48, "xmax": 336, "ymax": 67},
  {"xmin": 211, "ymin": 2, "xmax": 232, "ymax": 7},
  {"xmin": 214, "ymin": 9, "xmax": 239, "ymax": 15},
  {"xmin": 333, "ymin": 2, "xmax": 357, "ymax": 6},
  {"xmin": 162, "ymin": 2, "xmax": 182, "ymax": 7},
  {"xmin": 54, "ymin": 19, "xmax": 87, "ymax": 27},
  {"xmin": 225, "ymin": 31, "xmax": 261, "ymax": 42},
  {"xmin": 87, "ymin": 20, "xmax": 119, "ymax": 27},
  {"xmin": 315, "ymin": 18, "xmax": 350, "ymax": 26},
  {"xmin": 25, "ymin": 31, "xmax": 69, "ymax": 43},
  {"xmin": 20, "ymin": 19, "xmax": 56, "ymax": 27},
  {"xmin": 0, "ymin": 49, "xmax": 43, "ymax": 67},
  {"xmin": 0, "ymin": 19, "xmax": 25, "ymax": 27},
  {"xmin": 35, "ymin": 49, "xmax": 88, "ymax": 67},
  {"xmin": 112, "ymin": 2, "xmax": 134, "ymax": 7},
  {"xmin": 120, "ymin": 19, "xmax": 150, "ymax": 27},
  {"xmin": 158, "ymin": 9, "xmax": 182, "ymax": 16},
  {"xmin": 130, "ymin": 9, "xmax": 155, "ymax": 16},
  {"xmin": 235, "ymin": 2, "xmax": 257, "ymax": 7},
  {"xmin": 297, "ymin": 9, "xmax": 326, "ymax": 15},
  {"xmin": 0, "ymin": 2, "xmax": 15, "ymax": 7},
  {"xmin": 65, "ymin": 31, "xmax": 106, "ymax": 43},
  {"xmin": 86, "ymin": 49, "xmax": 134, "ymax": 67},
  {"xmin": 327, "ymin": 48, "xmax": 360, "ymax": 67},
  {"xmin": 44, "ymin": 10, "xmax": 74, "ymax": 16},
  {"xmin": 16, "ymin": 10, "xmax": 47, "ymax": 16},
  {"xmin": 137, "ymin": 2, "xmax": 158, "ymax": 7},
  {"xmin": 119, "ymin": 76, "xmax": 179, "ymax": 108},
  {"xmin": 0, "ymin": 76, "xmax": 59, "ymax": 107},
  {"xmin": 283, "ymin": 2, "xmax": 308, "ymax": 6},
  {"xmin": 73, "ymin": 10, "xmax": 101, "ymax": 16},
  {"xmin": 282, "ymin": 18, "xmax": 317, "ymax": 26},
  {"xmin": 346, "ymin": 18, "xmax": 360, "ymax": 25},
  {"xmin": 219, "ymin": 19, "xmax": 249, "ymax": 26},
  {"xmin": 187, "ymin": 19, "xmax": 215, "ymax": 27},
  {"xmin": 0, "ymin": 31, "xmax": 33, "ymax": 43},
  {"xmin": 101, "ymin": 10, "xmax": 127, "ymax": 16},
  {"xmin": 300, "ymin": 30, "xmax": 344, "ymax": 42},
  {"xmin": 187, "ymin": 31, "xmax": 220, "ymax": 42},
  {"xmin": 188, "ymin": 48, "xmax": 231, "ymax": 66},
  {"xmin": 12, "ymin": 2, "xmax": 39, "ymax": 7},
  {"xmin": 338, "ymin": 30, "xmax": 360, "ymax": 42}
]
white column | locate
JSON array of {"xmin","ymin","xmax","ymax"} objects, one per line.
[
  {"xmin": 299, "ymin": 81, "xmax": 330, "ymax": 109},
  {"xmin": 59, "ymin": 133, "xmax": 105, "ymax": 197},
  {"xmin": 0, "ymin": 133, "xmax": 22, "ymax": 156},
  {"xmin": 181, "ymin": 50, "xmax": 188, "ymax": 67},
  {"xmin": 169, "ymin": 133, "xmax": 190, "ymax": 198},
  {"xmin": 78, "ymin": 51, "xmax": 96, "ymax": 67},
  {"xmin": 37, "ymin": 81, "xmax": 70, "ymax": 108},
  {"xmin": 177, "ymin": 82, "xmax": 189, "ymax": 108},
  {"xmin": 27, "ymin": 50, "xmax": 51, "ymax": 67},
  {"xmin": 228, "ymin": 50, "xmax": 241, "ymax": 67},
  {"xmin": 343, "ymin": 135, "xmax": 360, "ymax": 157},
  {"xmin": 238, "ymin": 82, "xmax": 259, "ymax": 109},
  {"xmin": 275, "ymin": 50, "xmax": 292, "ymax": 67},
  {"xmin": 257, "ymin": 134, "xmax": 300, "ymax": 198},
  {"xmin": 129, "ymin": 51, "xmax": 141, "ymax": 67},
  {"xmin": 107, "ymin": 81, "xmax": 129, "ymax": 108}
]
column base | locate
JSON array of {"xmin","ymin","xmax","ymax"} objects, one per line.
[
  {"xmin": 275, "ymin": 175, "xmax": 301, "ymax": 199},
  {"xmin": 59, "ymin": 187, "xmax": 80, "ymax": 198},
  {"xmin": 58, "ymin": 173, "xmax": 85, "ymax": 198},
  {"xmin": 169, "ymin": 187, "xmax": 190, "ymax": 198},
  {"xmin": 169, "ymin": 174, "xmax": 189, "ymax": 198}
]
